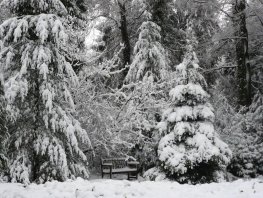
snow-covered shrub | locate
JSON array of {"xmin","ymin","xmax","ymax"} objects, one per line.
[
  {"xmin": 144, "ymin": 167, "xmax": 167, "ymax": 181},
  {"xmin": 73, "ymin": 47, "xmax": 139, "ymax": 163},
  {"xmin": 156, "ymin": 25, "xmax": 232, "ymax": 184},
  {"xmin": 0, "ymin": 0, "xmax": 91, "ymax": 183},
  {"xmin": 122, "ymin": 70, "xmax": 180, "ymax": 172},
  {"xmin": 211, "ymin": 64, "xmax": 263, "ymax": 178},
  {"xmin": 227, "ymin": 92, "xmax": 263, "ymax": 178},
  {"xmin": 126, "ymin": 81, "xmax": 166, "ymax": 172},
  {"xmin": 75, "ymin": 66, "xmax": 168, "ymax": 170}
]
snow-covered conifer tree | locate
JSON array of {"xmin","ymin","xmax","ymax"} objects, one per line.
[
  {"xmin": 125, "ymin": 11, "xmax": 168, "ymax": 83},
  {"xmin": 0, "ymin": 0, "xmax": 91, "ymax": 183},
  {"xmin": 156, "ymin": 24, "xmax": 232, "ymax": 183}
]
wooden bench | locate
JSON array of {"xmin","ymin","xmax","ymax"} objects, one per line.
[{"xmin": 101, "ymin": 158, "xmax": 139, "ymax": 180}]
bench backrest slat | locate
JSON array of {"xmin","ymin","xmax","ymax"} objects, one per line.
[{"xmin": 101, "ymin": 158, "xmax": 128, "ymax": 169}]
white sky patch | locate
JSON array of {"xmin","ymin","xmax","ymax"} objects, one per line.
[
  {"xmin": 85, "ymin": 28, "xmax": 103, "ymax": 49},
  {"xmin": 85, "ymin": 17, "xmax": 106, "ymax": 49}
]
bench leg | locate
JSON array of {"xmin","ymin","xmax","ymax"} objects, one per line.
[
  {"xmin": 110, "ymin": 167, "xmax": 112, "ymax": 179},
  {"xmin": 102, "ymin": 172, "xmax": 104, "ymax": 178}
]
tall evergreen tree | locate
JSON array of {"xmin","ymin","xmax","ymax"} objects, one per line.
[
  {"xmin": 156, "ymin": 25, "xmax": 232, "ymax": 183},
  {"xmin": 0, "ymin": 0, "xmax": 91, "ymax": 183},
  {"xmin": 125, "ymin": 15, "xmax": 168, "ymax": 83}
]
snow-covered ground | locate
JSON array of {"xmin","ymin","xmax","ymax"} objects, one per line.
[{"xmin": 0, "ymin": 178, "xmax": 263, "ymax": 198}]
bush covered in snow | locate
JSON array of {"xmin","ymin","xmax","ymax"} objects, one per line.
[
  {"xmin": 211, "ymin": 69, "xmax": 263, "ymax": 178},
  {"xmin": 155, "ymin": 25, "xmax": 232, "ymax": 184},
  {"xmin": 226, "ymin": 93, "xmax": 263, "ymax": 177},
  {"xmin": 143, "ymin": 167, "xmax": 167, "ymax": 181}
]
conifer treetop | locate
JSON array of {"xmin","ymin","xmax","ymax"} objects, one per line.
[
  {"xmin": 0, "ymin": 0, "xmax": 67, "ymax": 15},
  {"xmin": 125, "ymin": 20, "xmax": 167, "ymax": 83}
]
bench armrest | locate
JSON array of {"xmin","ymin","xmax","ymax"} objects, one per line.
[
  {"xmin": 127, "ymin": 161, "xmax": 139, "ymax": 165},
  {"xmin": 101, "ymin": 162, "xmax": 113, "ymax": 167},
  {"xmin": 127, "ymin": 161, "xmax": 139, "ymax": 170}
]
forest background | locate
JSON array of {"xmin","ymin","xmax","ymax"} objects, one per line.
[{"xmin": 0, "ymin": 0, "xmax": 262, "ymax": 184}]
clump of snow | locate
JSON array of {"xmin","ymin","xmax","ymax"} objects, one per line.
[
  {"xmin": 169, "ymin": 83, "xmax": 209, "ymax": 105},
  {"xmin": 165, "ymin": 105, "xmax": 215, "ymax": 123},
  {"xmin": 144, "ymin": 167, "xmax": 167, "ymax": 181},
  {"xmin": 10, "ymin": 154, "xmax": 31, "ymax": 185}
]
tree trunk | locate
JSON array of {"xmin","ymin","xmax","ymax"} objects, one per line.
[
  {"xmin": 117, "ymin": 0, "xmax": 131, "ymax": 85},
  {"xmin": 151, "ymin": 0, "xmax": 167, "ymax": 43},
  {"xmin": 232, "ymin": 0, "xmax": 252, "ymax": 107}
]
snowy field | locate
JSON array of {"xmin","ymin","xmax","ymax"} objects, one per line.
[{"xmin": 0, "ymin": 178, "xmax": 263, "ymax": 198}]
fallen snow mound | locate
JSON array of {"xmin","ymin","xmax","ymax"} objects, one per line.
[{"xmin": 0, "ymin": 178, "xmax": 263, "ymax": 198}]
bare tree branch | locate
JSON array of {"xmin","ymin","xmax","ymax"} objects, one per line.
[{"xmin": 202, "ymin": 65, "xmax": 237, "ymax": 73}]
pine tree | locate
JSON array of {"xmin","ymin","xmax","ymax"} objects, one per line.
[
  {"xmin": 0, "ymin": 0, "xmax": 91, "ymax": 184},
  {"xmin": 125, "ymin": 14, "xmax": 168, "ymax": 84},
  {"xmin": 156, "ymin": 24, "xmax": 232, "ymax": 183}
]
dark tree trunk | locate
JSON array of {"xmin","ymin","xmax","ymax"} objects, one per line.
[
  {"xmin": 151, "ymin": 0, "xmax": 167, "ymax": 43},
  {"xmin": 232, "ymin": 0, "xmax": 252, "ymax": 107},
  {"xmin": 117, "ymin": 1, "xmax": 131, "ymax": 85}
]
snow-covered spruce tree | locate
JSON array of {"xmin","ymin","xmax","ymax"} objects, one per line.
[
  {"xmin": 0, "ymin": 0, "xmax": 91, "ymax": 184},
  {"xmin": 156, "ymin": 25, "xmax": 232, "ymax": 183},
  {"xmin": 125, "ymin": 15, "xmax": 168, "ymax": 83}
]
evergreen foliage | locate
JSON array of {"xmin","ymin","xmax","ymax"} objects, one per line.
[
  {"xmin": 156, "ymin": 25, "xmax": 232, "ymax": 183},
  {"xmin": 0, "ymin": 0, "xmax": 91, "ymax": 183},
  {"xmin": 125, "ymin": 19, "xmax": 168, "ymax": 83},
  {"xmin": 226, "ymin": 93, "xmax": 263, "ymax": 177},
  {"xmin": 211, "ymin": 58, "xmax": 263, "ymax": 178}
]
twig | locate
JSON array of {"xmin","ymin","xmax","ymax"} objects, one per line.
[{"xmin": 202, "ymin": 65, "xmax": 237, "ymax": 73}]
